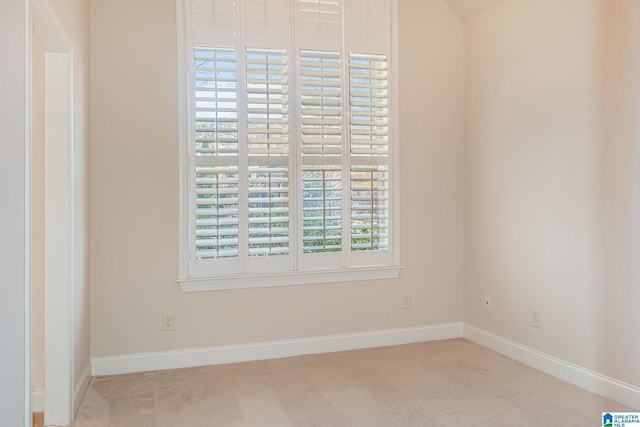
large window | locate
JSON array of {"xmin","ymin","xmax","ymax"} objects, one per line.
[{"xmin": 178, "ymin": 0, "xmax": 400, "ymax": 291}]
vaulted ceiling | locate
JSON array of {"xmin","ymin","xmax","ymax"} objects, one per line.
[{"xmin": 445, "ymin": 0, "xmax": 506, "ymax": 21}]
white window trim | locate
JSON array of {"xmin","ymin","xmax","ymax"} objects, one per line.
[
  {"xmin": 176, "ymin": 0, "xmax": 401, "ymax": 292},
  {"xmin": 179, "ymin": 265, "xmax": 402, "ymax": 292}
]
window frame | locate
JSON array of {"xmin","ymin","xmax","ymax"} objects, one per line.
[{"xmin": 177, "ymin": 0, "xmax": 401, "ymax": 292}]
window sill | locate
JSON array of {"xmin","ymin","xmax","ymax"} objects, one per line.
[{"xmin": 178, "ymin": 265, "xmax": 403, "ymax": 292}]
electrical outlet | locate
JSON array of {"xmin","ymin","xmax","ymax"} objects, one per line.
[
  {"xmin": 531, "ymin": 309, "xmax": 541, "ymax": 328},
  {"xmin": 162, "ymin": 313, "xmax": 175, "ymax": 331},
  {"xmin": 484, "ymin": 295, "xmax": 492, "ymax": 311},
  {"xmin": 401, "ymin": 294, "xmax": 412, "ymax": 310}
]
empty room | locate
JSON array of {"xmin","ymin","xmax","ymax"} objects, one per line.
[{"xmin": 1, "ymin": 0, "xmax": 639, "ymax": 426}]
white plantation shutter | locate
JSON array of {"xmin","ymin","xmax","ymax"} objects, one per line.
[
  {"xmin": 349, "ymin": 54, "xmax": 388, "ymax": 158},
  {"xmin": 181, "ymin": 0, "xmax": 398, "ymax": 286},
  {"xmin": 302, "ymin": 167, "xmax": 342, "ymax": 253},
  {"xmin": 248, "ymin": 166, "xmax": 290, "ymax": 256},
  {"xmin": 350, "ymin": 166, "xmax": 389, "ymax": 251},
  {"xmin": 192, "ymin": 47, "xmax": 241, "ymax": 274},
  {"xmin": 244, "ymin": 0, "xmax": 290, "ymax": 48},
  {"xmin": 344, "ymin": 0, "xmax": 392, "ymax": 54},
  {"xmin": 300, "ymin": 51, "xmax": 341, "ymax": 160},
  {"xmin": 246, "ymin": 50, "xmax": 289, "ymax": 157},
  {"xmin": 246, "ymin": 50, "xmax": 291, "ymax": 262},
  {"xmin": 300, "ymin": 51, "xmax": 343, "ymax": 257},
  {"xmin": 195, "ymin": 166, "xmax": 240, "ymax": 259},
  {"xmin": 297, "ymin": 0, "xmax": 342, "ymax": 51},
  {"xmin": 193, "ymin": 48, "xmax": 238, "ymax": 157},
  {"xmin": 190, "ymin": 0, "xmax": 237, "ymax": 46},
  {"xmin": 349, "ymin": 53, "xmax": 390, "ymax": 258}
]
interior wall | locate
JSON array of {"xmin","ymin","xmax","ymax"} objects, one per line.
[
  {"xmin": 0, "ymin": 0, "xmax": 27, "ymax": 424},
  {"xmin": 464, "ymin": 0, "xmax": 640, "ymax": 387},
  {"xmin": 89, "ymin": 0, "xmax": 464, "ymax": 357}
]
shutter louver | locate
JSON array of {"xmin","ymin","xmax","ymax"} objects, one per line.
[
  {"xmin": 193, "ymin": 47, "xmax": 240, "ymax": 261},
  {"xmin": 349, "ymin": 53, "xmax": 388, "ymax": 159},
  {"xmin": 349, "ymin": 53, "xmax": 389, "ymax": 252},
  {"xmin": 194, "ymin": 48, "xmax": 238, "ymax": 158},
  {"xmin": 190, "ymin": 0, "xmax": 237, "ymax": 46},
  {"xmin": 301, "ymin": 51, "xmax": 343, "ymax": 254},
  {"xmin": 195, "ymin": 166, "xmax": 240, "ymax": 258},
  {"xmin": 247, "ymin": 50, "xmax": 289, "ymax": 158},
  {"xmin": 302, "ymin": 167, "xmax": 342, "ymax": 252},
  {"xmin": 247, "ymin": 50, "xmax": 290, "ymax": 257},
  {"xmin": 350, "ymin": 166, "xmax": 389, "ymax": 251},
  {"xmin": 300, "ymin": 51, "xmax": 341, "ymax": 160},
  {"xmin": 248, "ymin": 167, "xmax": 290, "ymax": 256}
]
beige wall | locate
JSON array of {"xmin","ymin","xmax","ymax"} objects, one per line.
[
  {"xmin": 89, "ymin": 0, "xmax": 465, "ymax": 357},
  {"xmin": 464, "ymin": 0, "xmax": 640, "ymax": 386}
]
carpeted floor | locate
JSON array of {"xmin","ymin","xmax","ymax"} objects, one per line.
[
  {"xmin": 33, "ymin": 412, "xmax": 44, "ymax": 427},
  {"xmin": 68, "ymin": 339, "xmax": 633, "ymax": 426}
]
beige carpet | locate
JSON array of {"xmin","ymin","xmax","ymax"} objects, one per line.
[{"xmin": 70, "ymin": 339, "xmax": 633, "ymax": 426}]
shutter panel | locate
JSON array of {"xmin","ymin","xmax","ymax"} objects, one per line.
[
  {"xmin": 244, "ymin": 0, "xmax": 290, "ymax": 48},
  {"xmin": 248, "ymin": 166, "xmax": 290, "ymax": 256},
  {"xmin": 247, "ymin": 50, "xmax": 289, "ymax": 157},
  {"xmin": 194, "ymin": 48, "xmax": 238, "ymax": 158},
  {"xmin": 246, "ymin": 50, "xmax": 290, "ymax": 258},
  {"xmin": 302, "ymin": 167, "xmax": 342, "ymax": 252},
  {"xmin": 300, "ymin": 51, "xmax": 343, "ymax": 254},
  {"xmin": 350, "ymin": 166, "xmax": 389, "ymax": 251},
  {"xmin": 193, "ymin": 47, "xmax": 240, "ymax": 262},
  {"xmin": 297, "ymin": 0, "xmax": 343, "ymax": 51},
  {"xmin": 195, "ymin": 167, "xmax": 240, "ymax": 258},
  {"xmin": 349, "ymin": 53, "xmax": 388, "ymax": 158},
  {"xmin": 349, "ymin": 53, "xmax": 389, "ymax": 252},
  {"xmin": 300, "ymin": 51, "xmax": 342, "ymax": 160},
  {"xmin": 190, "ymin": 0, "xmax": 237, "ymax": 46},
  {"xmin": 344, "ymin": 0, "xmax": 391, "ymax": 54}
]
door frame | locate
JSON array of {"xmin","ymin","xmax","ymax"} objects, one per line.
[{"xmin": 29, "ymin": 0, "xmax": 75, "ymax": 424}]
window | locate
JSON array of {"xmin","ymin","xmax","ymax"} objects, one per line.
[{"xmin": 178, "ymin": 0, "xmax": 400, "ymax": 291}]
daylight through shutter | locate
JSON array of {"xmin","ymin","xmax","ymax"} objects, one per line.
[
  {"xmin": 349, "ymin": 53, "xmax": 389, "ymax": 252},
  {"xmin": 182, "ymin": 0, "xmax": 397, "ymax": 283},
  {"xmin": 246, "ymin": 49, "xmax": 291, "ymax": 257},
  {"xmin": 300, "ymin": 51, "xmax": 343, "ymax": 254},
  {"xmin": 193, "ymin": 47, "xmax": 240, "ymax": 260}
]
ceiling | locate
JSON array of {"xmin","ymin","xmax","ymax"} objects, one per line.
[{"xmin": 445, "ymin": 0, "xmax": 506, "ymax": 21}]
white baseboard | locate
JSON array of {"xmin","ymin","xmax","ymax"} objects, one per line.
[
  {"xmin": 32, "ymin": 388, "xmax": 45, "ymax": 413},
  {"xmin": 463, "ymin": 323, "xmax": 640, "ymax": 410},
  {"xmin": 73, "ymin": 362, "xmax": 91, "ymax": 416},
  {"xmin": 92, "ymin": 322, "xmax": 463, "ymax": 376}
]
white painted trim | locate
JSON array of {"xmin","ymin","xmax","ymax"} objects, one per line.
[
  {"xmin": 31, "ymin": 388, "xmax": 45, "ymax": 414},
  {"xmin": 33, "ymin": 2, "xmax": 75, "ymax": 422},
  {"xmin": 92, "ymin": 322, "xmax": 463, "ymax": 376},
  {"xmin": 179, "ymin": 265, "xmax": 402, "ymax": 292},
  {"xmin": 463, "ymin": 323, "xmax": 640, "ymax": 410},
  {"xmin": 73, "ymin": 362, "xmax": 91, "ymax": 417},
  {"xmin": 25, "ymin": 0, "xmax": 33, "ymax": 425},
  {"xmin": 390, "ymin": 0, "xmax": 400, "ymax": 269}
]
